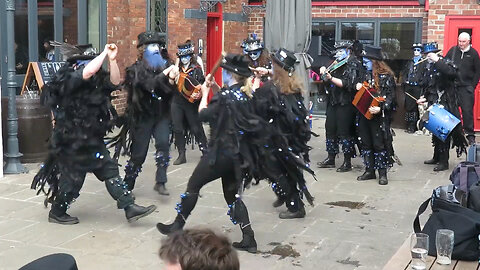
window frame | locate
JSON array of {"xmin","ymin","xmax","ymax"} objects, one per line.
[{"xmin": 147, "ymin": 0, "xmax": 168, "ymax": 41}]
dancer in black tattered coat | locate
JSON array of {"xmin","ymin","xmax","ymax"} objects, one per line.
[
  {"xmin": 356, "ymin": 45, "xmax": 397, "ymax": 185},
  {"xmin": 157, "ymin": 54, "xmax": 265, "ymax": 253},
  {"xmin": 252, "ymin": 48, "xmax": 315, "ymax": 219},
  {"xmin": 317, "ymin": 40, "xmax": 363, "ymax": 172},
  {"xmin": 419, "ymin": 42, "xmax": 468, "ymax": 171},
  {"xmin": 32, "ymin": 44, "xmax": 156, "ymax": 224},
  {"xmin": 111, "ymin": 31, "xmax": 176, "ymax": 196}
]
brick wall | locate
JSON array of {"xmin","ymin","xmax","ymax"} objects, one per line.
[
  {"xmin": 427, "ymin": 0, "xmax": 480, "ymax": 50},
  {"xmin": 223, "ymin": 0, "xmax": 249, "ymax": 54}
]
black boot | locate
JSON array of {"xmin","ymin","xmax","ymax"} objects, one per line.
[
  {"xmin": 232, "ymin": 225, "xmax": 257, "ymax": 253},
  {"xmin": 173, "ymin": 150, "xmax": 186, "ymax": 165},
  {"xmin": 124, "ymin": 161, "xmax": 141, "ymax": 191},
  {"xmin": 49, "ymin": 192, "xmax": 78, "ymax": 225},
  {"xmin": 48, "ymin": 210, "xmax": 79, "ymax": 225},
  {"xmin": 155, "ymin": 151, "xmax": 170, "ymax": 195},
  {"xmin": 153, "ymin": 182, "xmax": 170, "ymax": 195},
  {"xmin": 336, "ymin": 155, "xmax": 352, "ymax": 172},
  {"xmin": 272, "ymin": 197, "xmax": 285, "ymax": 208},
  {"xmin": 433, "ymin": 151, "xmax": 449, "ymax": 171},
  {"xmin": 124, "ymin": 204, "xmax": 157, "ymax": 223},
  {"xmin": 357, "ymin": 170, "xmax": 376, "ymax": 181},
  {"xmin": 279, "ymin": 194, "xmax": 306, "ymax": 219},
  {"xmin": 157, "ymin": 192, "xmax": 199, "ymax": 235},
  {"xmin": 378, "ymin": 169, "xmax": 388, "ymax": 185},
  {"xmin": 279, "ymin": 205, "xmax": 306, "ymax": 219},
  {"xmin": 156, "ymin": 214, "xmax": 186, "ymax": 235},
  {"xmin": 317, "ymin": 154, "xmax": 335, "ymax": 168},
  {"xmin": 424, "ymin": 148, "xmax": 439, "ymax": 165}
]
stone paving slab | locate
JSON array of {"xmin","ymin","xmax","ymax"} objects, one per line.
[{"xmin": 0, "ymin": 117, "xmax": 470, "ymax": 269}]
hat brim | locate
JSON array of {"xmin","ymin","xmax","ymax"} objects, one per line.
[
  {"xmin": 271, "ymin": 53, "xmax": 296, "ymax": 72},
  {"xmin": 67, "ymin": 54, "xmax": 97, "ymax": 63},
  {"xmin": 362, "ymin": 53, "xmax": 383, "ymax": 61},
  {"xmin": 137, "ymin": 39, "xmax": 165, "ymax": 48},
  {"xmin": 220, "ymin": 64, "xmax": 252, "ymax": 78},
  {"xmin": 411, "ymin": 45, "xmax": 423, "ymax": 50}
]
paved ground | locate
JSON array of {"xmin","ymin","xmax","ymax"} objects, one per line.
[{"xmin": 0, "ymin": 117, "xmax": 468, "ymax": 270}]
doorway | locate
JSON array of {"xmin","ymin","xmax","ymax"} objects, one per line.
[
  {"xmin": 444, "ymin": 16, "xmax": 480, "ymax": 131},
  {"xmin": 206, "ymin": 3, "xmax": 223, "ymax": 87}
]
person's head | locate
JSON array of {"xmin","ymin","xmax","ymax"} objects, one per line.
[
  {"xmin": 332, "ymin": 40, "xmax": 353, "ymax": 62},
  {"xmin": 361, "ymin": 45, "xmax": 383, "ymax": 71},
  {"xmin": 271, "ymin": 48, "xmax": 303, "ymax": 95},
  {"xmin": 137, "ymin": 31, "xmax": 168, "ymax": 69},
  {"xmin": 159, "ymin": 228, "xmax": 239, "ymax": 270},
  {"xmin": 177, "ymin": 40, "xmax": 196, "ymax": 67},
  {"xmin": 43, "ymin": 39, "xmax": 53, "ymax": 50},
  {"xmin": 220, "ymin": 53, "xmax": 252, "ymax": 90},
  {"xmin": 243, "ymin": 34, "xmax": 264, "ymax": 62},
  {"xmin": 458, "ymin": 32, "xmax": 471, "ymax": 50},
  {"xmin": 412, "ymin": 43, "xmax": 423, "ymax": 57},
  {"xmin": 66, "ymin": 44, "xmax": 98, "ymax": 69}
]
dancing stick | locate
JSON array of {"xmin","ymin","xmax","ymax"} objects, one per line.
[
  {"xmin": 405, "ymin": 92, "xmax": 418, "ymax": 101},
  {"xmin": 414, "ymin": 51, "xmax": 442, "ymax": 66}
]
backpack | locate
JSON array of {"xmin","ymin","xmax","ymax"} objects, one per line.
[{"xmin": 449, "ymin": 161, "xmax": 480, "ymax": 211}]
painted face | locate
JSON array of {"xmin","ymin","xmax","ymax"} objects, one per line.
[
  {"xmin": 248, "ymin": 50, "xmax": 262, "ymax": 61},
  {"xmin": 413, "ymin": 48, "xmax": 422, "ymax": 57},
  {"xmin": 180, "ymin": 55, "xmax": 192, "ymax": 66},
  {"xmin": 143, "ymin": 43, "xmax": 167, "ymax": 69},
  {"xmin": 334, "ymin": 48, "xmax": 349, "ymax": 61},
  {"xmin": 363, "ymin": 57, "xmax": 372, "ymax": 71},
  {"xmin": 222, "ymin": 69, "xmax": 234, "ymax": 87}
]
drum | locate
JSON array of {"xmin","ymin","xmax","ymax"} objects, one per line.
[{"xmin": 422, "ymin": 104, "xmax": 460, "ymax": 142}]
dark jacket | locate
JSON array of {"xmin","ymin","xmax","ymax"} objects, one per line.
[
  {"xmin": 445, "ymin": 46, "xmax": 480, "ymax": 88},
  {"xmin": 324, "ymin": 56, "xmax": 363, "ymax": 106},
  {"xmin": 172, "ymin": 64, "xmax": 205, "ymax": 106}
]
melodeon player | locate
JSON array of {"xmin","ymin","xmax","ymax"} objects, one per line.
[
  {"xmin": 171, "ymin": 40, "xmax": 208, "ymax": 166},
  {"xmin": 317, "ymin": 40, "xmax": 364, "ymax": 173},
  {"xmin": 356, "ymin": 45, "xmax": 396, "ymax": 185}
]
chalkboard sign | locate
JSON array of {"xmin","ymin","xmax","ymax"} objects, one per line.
[{"xmin": 21, "ymin": 62, "xmax": 65, "ymax": 94}]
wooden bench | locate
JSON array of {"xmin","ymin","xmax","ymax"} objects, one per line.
[{"xmin": 383, "ymin": 237, "xmax": 479, "ymax": 270}]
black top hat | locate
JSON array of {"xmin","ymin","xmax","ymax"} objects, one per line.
[
  {"xmin": 243, "ymin": 33, "xmax": 264, "ymax": 52},
  {"xmin": 411, "ymin": 43, "xmax": 423, "ymax": 50},
  {"xmin": 177, "ymin": 43, "xmax": 195, "ymax": 56},
  {"xmin": 362, "ymin": 45, "xmax": 383, "ymax": 60},
  {"xmin": 137, "ymin": 31, "xmax": 165, "ymax": 48},
  {"xmin": 220, "ymin": 54, "xmax": 252, "ymax": 78},
  {"xmin": 271, "ymin": 48, "xmax": 297, "ymax": 74},
  {"xmin": 422, "ymin": 42, "xmax": 440, "ymax": 54},
  {"xmin": 334, "ymin": 40, "xmax": 353, "ymax": 49},
  {"xmin": 66, "ymin": 44, "xmax": 98, "ymax": 63}
]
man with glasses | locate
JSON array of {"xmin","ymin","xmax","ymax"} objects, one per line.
[{"xmin": 446, "ymin": 32, "xmax": 480, "ymax": 145}]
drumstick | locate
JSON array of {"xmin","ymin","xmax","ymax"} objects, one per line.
[{"xmin": 405, "ymin": 92, "xmax": 418, "ymax": 101}]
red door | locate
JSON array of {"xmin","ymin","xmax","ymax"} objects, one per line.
[
  {"xmin": 444, "ymin": 16, "xmax": 480, "ymax": 131},
  {"xmin": 206, "ymin": 4, "xmax": 223, "ymax": 88}
]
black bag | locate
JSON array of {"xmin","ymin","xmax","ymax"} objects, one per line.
[
  {"xmin": 449, "ymin": 161, "xmax": 480, "ymax": 212},
  {"xmin": 413, "ymin": 184, "xmax": 480, "ymax": 261}
]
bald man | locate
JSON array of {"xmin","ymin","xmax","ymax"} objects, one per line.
[{"xmin": 446, "ymin": 32, "xmax": 480, "ymax": 144}]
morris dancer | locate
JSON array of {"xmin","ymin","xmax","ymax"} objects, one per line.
[{"xmin": 32, "ymin": 43, "xmax": 156, "ymax": 224}]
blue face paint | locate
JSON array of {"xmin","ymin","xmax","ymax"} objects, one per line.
[
  {"xmin": 76, "ymin": 60, "xmax": 92, "ymax": 67},
  {"xmin": 222, "ymin": 69, "xmax": 234, "ymax": 87},
  {"xmin": 180, "ymin": 55, "xmax": 192, "ymax": 66},
  {"xmin": 248, "ymin": 50, "xmax": 262, "ymax": 61},
  {"xmin": 143, "ymin": 43, "xmax": 167, "ymax": 69},
  {"xmin": 334, "ymin": 48, "xmax": 349, "ymax": 61},
  {"xmin": 363, "ymin": 57, "xmax": 372, "ymax": 71}
]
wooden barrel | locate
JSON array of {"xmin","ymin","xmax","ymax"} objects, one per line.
[{"xmin": 1, "ymin": 96, "xmax": 52, "ymax": 163}]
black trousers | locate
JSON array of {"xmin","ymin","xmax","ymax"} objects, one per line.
[
  {"xmin": 171, "ymin": 101, "xmax": 207, "ymax": 151},
  {"xmin": 52, "ymin": 145, "xmax": 134, "ymax": 215},
  {"xmin": 404, "ymin": 84, "xmax": 422, "ymax": 125},
  {"xmin": 457, "ymin": 85, "xmax": 475, "ymax": 137},
  {"xmin": 129, "ymin": 116, "xmax": 170, "ymax": 183},
  {"xmin": 325, "ymin": 104, "xmax": 356, "ymax": 140},
  {"xmin": 358, "ymin": 116, "xmax": 386, "ymax": 153},
  {"xmin": 176, "ymin": 153, "xmax": 252, "ymax": 228}
]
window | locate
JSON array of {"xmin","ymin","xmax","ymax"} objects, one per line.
[
  {"xmin": 308, "ymin": 18, "xmax": 422, "ymax": 115},
  {"xmin": 88, "ymin": 0, "xmax": 100, "ymax": 50},
  {"xmin": 150, "ymin": 0, "xmax": 167, "ymax": 39}
]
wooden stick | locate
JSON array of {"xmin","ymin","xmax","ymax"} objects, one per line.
[
  {"xmin": 414, "ymin": 51, "xmax": 442, "ymax": 66},
  {"xmin": 405, "ymin": 92, "xmax": 418, "ymax": 101}
]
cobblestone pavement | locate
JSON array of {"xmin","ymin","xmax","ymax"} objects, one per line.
[{"xmin": 0, "ymin": 118, "xmax": 466, "ymax": 270}]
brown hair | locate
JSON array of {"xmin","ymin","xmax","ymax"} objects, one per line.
[
  {"xmin": 159, "ymin": 228, "xmax": 240, "ymax": 270},
  {"xmin": 372, "ymin": 60, "xmax": 396, "ymax": 93},
  {"xmin": 272, "ymin": 62, "xmax": 304, "ymax": 95}
]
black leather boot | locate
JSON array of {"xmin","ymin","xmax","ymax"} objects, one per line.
[
  {"xmin": 279, "ymin": 205, "xmax": 306, "ymax": 219},
  {"xmin": 124, "ymin": 161, "xmax": 141, "ymax": 191},
  {"xmin": 272, "ymin": 197, "xmax": 285, "ymax": 208},
  {"xmin": 156, "ymin": 214, "xmax": 186, "ymax": 235},
  {"xmin": 48, "ymin": 211, "xmax": 79, "ymax": 225},
  {"xmin": 336, "ymin": 155, "xmax": 352, "ymax": 172},
  {"xmin": 424, "ymin": 148, "xmax": 439, "ymax": 165},
  {"xmin": 378, "ymin": 169, "xmax": 388, "ymax": 185},
  {"xmin": 173, "ymin": 150, "xmax": 186, "ymax": 165},
  {"xmin": 232, "ymin": 225, "xmax": 257, "ymax": 253},
  {"xmin": 124, "ymin": 204, "xmax": 157, "ymax": 223},
  {"xmin": 157, "ymin": 192, "xmax": 198, "ymax": 235},
  {"xmin": 317, "ymin": 154, "xmax": 336, "ymax": 168},
  {"xmin": 433, "ymin": 151, "xmax": 449, "ymax": 172},
  {"xmin": 153, "ymin": 183, "xmax": 170, "ymax": 195},
  {"xmin": 357, "ymin": 170, "xmax": 376, "ymax": 181}
]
